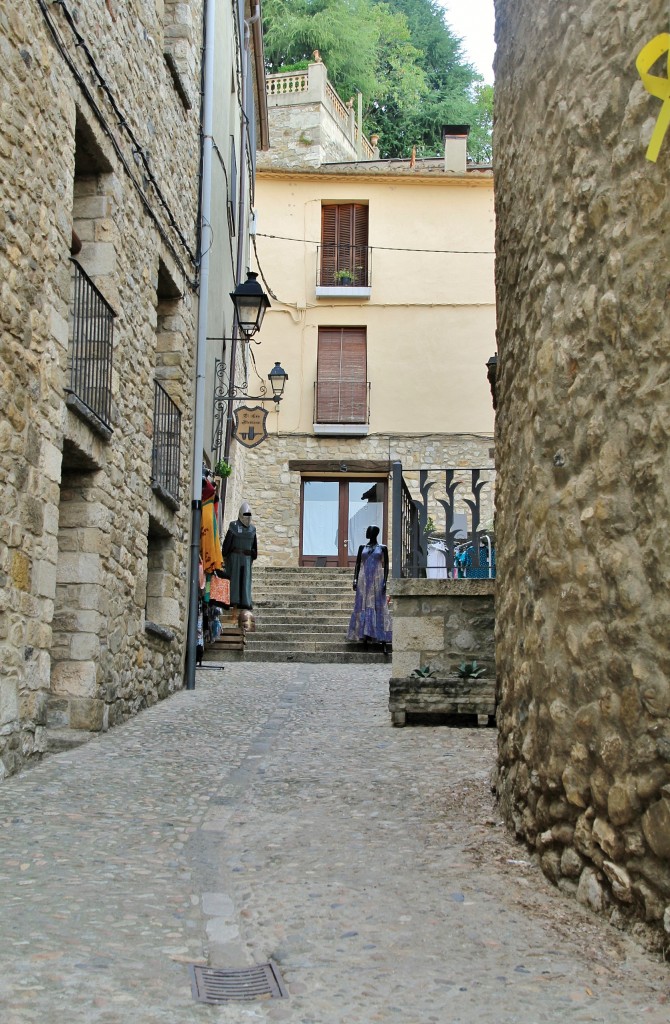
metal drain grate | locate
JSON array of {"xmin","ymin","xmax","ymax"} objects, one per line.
[{"xmin": 188, "ymin": 962, "xmax": 287, "ymax": 1003}]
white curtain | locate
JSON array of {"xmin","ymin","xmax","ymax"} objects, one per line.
[
  {"xmin": 303, "ymin": 501, "xmax": 339, "ymax": 555},
  {"xmin": 347, "ymin": 502, "xmax": 384, "ymax": 552}
]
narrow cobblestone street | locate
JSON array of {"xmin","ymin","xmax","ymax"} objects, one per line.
[{"xmin": 1, "ymin": 664, "xmax": 668, "ymax": 1023}]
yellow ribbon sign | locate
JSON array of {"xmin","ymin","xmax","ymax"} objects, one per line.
[{"xmin": 636, "ymin": 33, "xmax": 670, "ymax": 162}]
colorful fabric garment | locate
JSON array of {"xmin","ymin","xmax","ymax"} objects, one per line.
[
  {"xmin": 347, "ymin": 543, "xmax": 392, "ymax": 643},
  {"xmin": 200, "ymin": 493, "xmax": 223, "ymax": 573}
]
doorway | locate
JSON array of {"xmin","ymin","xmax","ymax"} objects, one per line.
[{"xmin": 300, "ymin": 478, "xmax": 386, "ymax": 566}]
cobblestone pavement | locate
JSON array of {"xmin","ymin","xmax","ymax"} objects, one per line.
[{"xmin": 0, "ymin": 664, "xmax": 668, "ymax": 1024}]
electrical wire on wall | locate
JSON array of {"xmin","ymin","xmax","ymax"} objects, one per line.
[
  {"xmin": 256, "ymin": 232, "xmax": 495, "ymax": 256},
  {"xmin": 38, "ymin": 0, "xmax": 198, "ymax": 286}
]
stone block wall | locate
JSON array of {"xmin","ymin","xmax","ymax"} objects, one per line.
[
  {"xmin": 260, "ymin": 61, "xmax": 367, "ymax": 169},
  {"xmin": 389, "ymin": 579, "xmax": 495, "ymax": 681},
  {"xmin": 493, "ymin": 0, "xmax": 670, "ymax": 947},
  {"xmin": 0, "ymin": 1, "xmax": 203, "ymax": 777}
]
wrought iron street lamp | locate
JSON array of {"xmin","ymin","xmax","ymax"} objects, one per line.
[
  {"xmin": 213, "ymin": 361, "xmax": 288, "ymax": 409},
  {"xmin": 230, "ymin": 271, "xmax": 271, "ymax": 340},
  {"xmin": 267, "ymin": 361, "xmax": 289, "ymax": 401}
]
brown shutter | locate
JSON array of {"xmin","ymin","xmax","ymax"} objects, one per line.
[
  {"xmin": 316, "ymin": 327, "xmax": 367, "ymax": 423},
  {"xmin": 353, "ymin": 204, "xmax": 368, "ymax": 285},
  {"xmin": 320, "ymin": 204, "xmax": 369, "ymax": 285},
  {"xmin": 321, "ymin": 206, "xmax": 337, "ymax": 285}
]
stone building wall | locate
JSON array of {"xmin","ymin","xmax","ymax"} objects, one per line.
[
  {"xmin": 260, "ymin": 62, "xmax": 375, "ymax": 171},
  {"xmin": 0, "ymin": 1, "xmax": 203, "ymax": 777},
  {"xmin": 239, "ymin": 432, "xmax": 494, "ymax": 566},
  {"xmin": 493, "ymin": 0, "xmax": 670, "ymax": 946},
  {"xmin": 389, "ymin": 579, "xmax": 495, "ymax": 682}
]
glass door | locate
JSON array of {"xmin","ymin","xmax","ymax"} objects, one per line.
[{"xmin": 300, "ymin": 478, "xmax": 386, "ymax": 567}]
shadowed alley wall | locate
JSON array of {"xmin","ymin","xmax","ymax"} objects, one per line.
[{"xmin": 493, "ymin": 0, "xmax": 670, "ymax": 948}]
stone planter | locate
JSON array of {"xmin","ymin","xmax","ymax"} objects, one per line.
[{"xmin": 388, "ymin": 674, "xmax": 496, "ymax": 727}]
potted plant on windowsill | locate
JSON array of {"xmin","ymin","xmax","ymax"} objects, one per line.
[{"xmin": 333, "ymin": 268, "xmax": 355, "ymax": 286}]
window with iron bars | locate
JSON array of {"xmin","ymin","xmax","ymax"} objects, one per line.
[
  {"xmin": 151, "ymin": 380, "xmax": 182, "ymax": 508},
  {"xmin": 67, "ymin": 260, "xmax": 115, "ymax": 435}
]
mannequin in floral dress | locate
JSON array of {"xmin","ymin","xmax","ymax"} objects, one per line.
[{"xmin": 347, "ymin": 525, "xmax": 392, "ymax": 654}]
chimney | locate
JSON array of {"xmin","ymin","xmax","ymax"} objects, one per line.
[{"xmin": 442, "ymin": 124, "xmax": 470, "ymax": 173}]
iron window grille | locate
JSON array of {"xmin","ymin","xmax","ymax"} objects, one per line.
[
  {"xmin": 151, "ymin": 380, "xmax": 182, "ymax": 508},
  {"xmin": 67, "ymin": 260, "xmax": 115, "ymax": 433},
  {"xmin": 316, "ymin": 244, "xmax": 372, "ymax": 287}
]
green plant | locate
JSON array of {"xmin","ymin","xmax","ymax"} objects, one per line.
[
  {"xmin": 458, "ymin": 660, "xmax": 486, "ymax": 679},
  {"xmin": 333, "ymin": 268, "xmax": 355, "ymax": 282},
  {"xmin": 214, "ymin": 458, "xmax": 232, "ymax": 478},
  {"xmin": 424, "ymin": 516, "xmax": 435, "ymax": 535},
  {"xmin": 410, "ymin": 665, "xmax": 436, "ymax": 679},
  {"xmin": 276, "ymin": 60, "xmax": 310, "ymax": 73}
]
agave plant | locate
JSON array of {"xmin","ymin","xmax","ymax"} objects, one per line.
[
  {"xmin": 410, "ymin": 665, "xmax": 436, "ymax": 679},
  {"xmin": 458, "ymin": 660, "xmax": 486, "ymax": 679}
]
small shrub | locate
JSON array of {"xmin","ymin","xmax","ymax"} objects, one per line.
[
  {"xmin": 410, "ymin": 665, "xmax": 436, "ymax": 679},
  {"xmin": 458, "ymin": 660, "xmax": 486, "ymax": 679}
]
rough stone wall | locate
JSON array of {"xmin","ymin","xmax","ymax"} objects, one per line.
[
  {"xmin": 493, "ymin": 0, "xmax": 670, "ymax": 946},
  {"xmin": 0, "ymin": 1, "xmax": 202, "ymax": 777},
  {"xmin": 238, "ymin": 432, "xmax": 494, "ymax": 566}
]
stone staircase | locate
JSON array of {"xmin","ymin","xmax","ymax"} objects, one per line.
[{"xmin": 202, "ymin": 566, "xmax": 390, "ymax": 664}]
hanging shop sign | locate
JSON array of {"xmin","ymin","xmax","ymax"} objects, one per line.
[{"xmin": 233, "ymin": 405, "xmax": 269, "ymax": 448}]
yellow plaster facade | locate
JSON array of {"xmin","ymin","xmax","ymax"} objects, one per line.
[
  {"xmin": 255, "ymin": 169, "xmax": 496, "ymax": 436},
  {"xmin": 234, "ymin": 64, "xmax": 496, "ymax": 569}
]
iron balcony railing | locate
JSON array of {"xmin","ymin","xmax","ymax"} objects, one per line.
[
  {"xmin": 316, "ymin": 244, "xmax": 372, "ymax": 288},
  {"xmin": 313, "ymin": 381, "xmax": 371, "ymax": 424},
  {"xmin": 151, "ymin": 380, "xmax": 182, "ymax": 507},
  {"xmin": 67, "ymin": 260, "xmax": 115, "ymax": 432},
  {"xmin": 391, "ymin": 462, "xmax": 496, "ymax": 579}
]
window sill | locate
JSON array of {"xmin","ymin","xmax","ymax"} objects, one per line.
[
  {"xmin": 145, "ymin": 621, "xmax": 176, "ymax": 643},
  {"xmin": 151, "ymin": 481, "xmax": 180, "ymax": 511},
  {"xmin": 315, "ymin": 286, "xmax": 371, "ymax": 299},
  {"xmin": 164, "ymin": 51, "xmax": 194, "ymax": 111},
  {"xmin": 65, "ymin": 391, "xmax": 113, "ymax": 442},
  {"xmin": 313, "ymin": 423, "xmax": 369, "ymax": 436}
]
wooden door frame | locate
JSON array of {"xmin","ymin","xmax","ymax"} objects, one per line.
[{"xmin": 299, "ymin": 475, "xmax": 388, "ymax": 567}]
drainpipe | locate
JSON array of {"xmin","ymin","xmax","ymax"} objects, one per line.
[
  {"xmin": 185, "ymin": 0, "xmax": 216, "ymax": 691},
  {"xmin": 220, "ymin": 1, "xmax": 260, "ymax": 514}
]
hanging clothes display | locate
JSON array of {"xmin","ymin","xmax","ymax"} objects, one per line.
[
  {"xmin": 347, "ymin": 527, "xmax": 392, "ymax": 649},
  {"xmin": 200, "ymin": 476, "xmax": 224, "ymax": 574}
]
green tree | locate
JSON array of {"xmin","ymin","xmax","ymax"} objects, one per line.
[{"xmin": 262, "ymin": 0, "xmax": 492, "ymax": 161}]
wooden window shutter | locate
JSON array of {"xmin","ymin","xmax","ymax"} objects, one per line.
[
  {"xmin": 320, "ymin": 204, "xmax": 368, "ymax": 285},
  {"xmin": 321, "ymin": 206, "xmax": 337, "ymax": 285},
  {"xmin": 316, "ymin": 327, "xmax": 367, "ymax": 423},
  {"xmin": 352, "ymin": 204, "xmax": 368, "ymax": 285}
]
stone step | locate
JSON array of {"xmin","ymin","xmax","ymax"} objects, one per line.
[
  {"xmin": 252, "ymin": 612, "xmax": 350, "ymax": 625},
  {"xmin": 249, "ymin": 625, "xmax": 349, "ymax": 639},
  {"xmin": 202, "ymin": 649, "xmax": 389, "ymax": 665},
  {"xmin": 251, "ymin": 622, "xmax": 349, "ymax": 634},
  {"xmin": 244, "ymin": 638, "xmax": 388, "ymax": 654},
  {"xmin": 45, "ymin": 728, "xmax": 96, "ymax": 753}
]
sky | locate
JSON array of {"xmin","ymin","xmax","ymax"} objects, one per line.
[{"xmin": 438, "ymin": 0, "xmax": 496, "ymax": 84}]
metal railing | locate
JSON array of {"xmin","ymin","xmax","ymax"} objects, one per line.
[
  {"xmin": 67, "ymin": 260, "xmax": 115, "ymax": 431},
  {"xmin": 151, "ymin": 380, "xmax": 182, "ymax": 506},
  {"xmin": 313, "ymin": 381, "xmax": 370, "ymax": 424},
  {"xmin": 391, "ymin": 462, "xmax": 496, "ymax": 579},
  {"xmin": 317, "ymin": 245, "xmax": 372, "ymax": 287}
]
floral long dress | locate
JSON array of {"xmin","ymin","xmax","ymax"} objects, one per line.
[{"xmin": 347, "ymin": 543, "xmax": 392, "ymax": 644}]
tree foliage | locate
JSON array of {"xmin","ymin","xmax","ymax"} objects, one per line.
[{"xmin": 262, "ymin": 0, "xmax": 493, "ymax": 162}]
